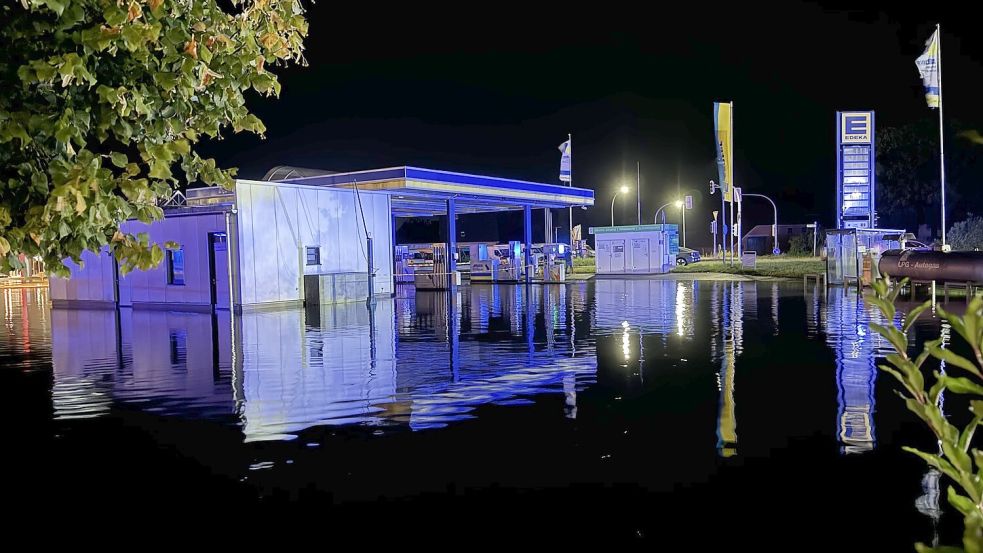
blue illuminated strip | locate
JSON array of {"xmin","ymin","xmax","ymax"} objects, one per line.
[
  {"xmin": 274, "ymin": 166, "xmax": 595, "ymax": 202},
  {"xmin": 405, "ymin": 167, "xmax": 594, "ymax": 200}
]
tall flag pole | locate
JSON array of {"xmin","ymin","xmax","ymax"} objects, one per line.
[
  {"xmin": 559, "ymin": 134, "xmax": 573, "ymax": 244},
  {"xmin": 917, "ymin": 25, "xmax": 946, "ymax": 245}
]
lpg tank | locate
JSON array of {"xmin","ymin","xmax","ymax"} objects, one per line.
[{"xmin": 878, "ymin": 249, "xmax": 983, "ymax": 282}]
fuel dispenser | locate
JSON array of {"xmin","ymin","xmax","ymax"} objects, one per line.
[
  {"xmin": 541, "ymin": 243, "xmax": 567, "ymax": 283},
  {"xmin": 414, "ymin": 243, "xmax": 461, "ymax": 289}
]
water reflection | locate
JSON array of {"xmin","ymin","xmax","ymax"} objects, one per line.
[
  {"xmin": 52, "ymin": 309, "xmax": 234, "ymax": 420},
  {"xmin": 13, "ymin": 278, "xmax": 928, "ymax": 457},
  {"xmin": 712, "ymin": 282, "xmax": 745, "ymax": 457},
  {"xmin": 2, "ymin": 277, "xmax": 959, "ymax": 547},
  {"xmin": 48, "ymin": 285, "xmax": 599, "ymax": 441},
  {"xmin": 816, "ymin": 287, "xmax": 894, "ymax": 454}
]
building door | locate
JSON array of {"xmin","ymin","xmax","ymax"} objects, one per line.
[
  {"xmin": 597, "ymin": 240, "xmax": 612, "ymax": 273},
  {"xmin": 208, "ymin": 232, "xmax": 230, "ymax": 309},
  {"xmin": 631, "ymin": 239, "xmax": 649, "ymax": 272},
  {"xmin": 610, "ymin": 240, "xmax": 626, "ymax": 273}
]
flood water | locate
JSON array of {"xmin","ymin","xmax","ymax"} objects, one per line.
[{"xmin": 0, "ymin": 280, "xmax": 963, "ymax": 546}]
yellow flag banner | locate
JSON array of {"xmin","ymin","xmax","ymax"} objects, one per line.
[{"xmin": 714, "ymin": 102, "xmax": 734, "ymax": 202}]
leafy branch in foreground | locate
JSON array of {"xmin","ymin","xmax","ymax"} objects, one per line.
[
  {"xmin": 866, "ymin": 278, "xmax": 983, "ymax": 552},
  {"xmin": 0, "ymin": 0, "xmax": 308, "ymax": 275}
]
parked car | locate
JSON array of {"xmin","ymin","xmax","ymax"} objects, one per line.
[{"xmin": 676, "ymin": 247, "xmax": 701, "ymax": 266}]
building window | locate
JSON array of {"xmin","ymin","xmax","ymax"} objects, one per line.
[
  {"xmin": 306, "ymin": 246, "xmax": 320, "ymax": 266},
  {"xmin": 167, "ymin": 248, "xmax": 185, "ymax": 285}
]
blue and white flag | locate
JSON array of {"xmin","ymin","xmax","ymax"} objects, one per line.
[
  {"xmin": 558, "ymin": 138, "xmax": 571, "ymax": 182},
  {"xmin": 916, "ymin": 29, "xmax": 941, "ymax": 109}
]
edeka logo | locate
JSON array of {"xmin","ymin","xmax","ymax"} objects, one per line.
[{"xmin": 840, "ymin": 112, "xmax": 873, "ymax": 144}]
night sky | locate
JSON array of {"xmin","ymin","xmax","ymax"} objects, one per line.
[{"xmin": 199, "ymin": 2, "xmax": 983, "ymax": 249}]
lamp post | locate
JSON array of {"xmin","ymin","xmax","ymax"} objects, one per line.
[
  {"xmin": 653, "ymin": 202, "xmax": 672, "ymax": 225},
  {"xmin": 675, "ymin": 200, "xmax": 686, "ymax": 248},
  {"xmin": 611, "ymin": 185, "xmax": 630, "ymax": 226}
]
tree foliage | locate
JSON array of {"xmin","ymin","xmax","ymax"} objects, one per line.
[
  {"xmin": 950, "ymin": 217, "xmax": 983, "ymax": 252},
  {"xmin": 876, "ymin": 120, "xmax": 983, "ymax": 233},
  {"xmin": 0, "ymin": 0, "xmax": 307, "ymax": 275}
]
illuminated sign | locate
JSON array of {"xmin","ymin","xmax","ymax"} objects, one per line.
[
  {"xmin": 840, "ymin": 112, "xmax": 873, "ymax": 144},
  {"xmin": 836, "ymin": 111, "xmax": 876, "ymax": 229}
]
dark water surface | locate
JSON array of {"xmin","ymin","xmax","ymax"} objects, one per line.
[{"xmin": 0, "ymin": 281, "xmax": 961, "ymax": 546}]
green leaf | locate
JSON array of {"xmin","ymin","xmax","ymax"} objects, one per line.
[
  {"xmin": 148, "ymin": 160, "xmax": 173, "ymax": 180},
  {"xmin": 960, "ymin": 414, "xmax": 983, "ymax": 453},
  {"xmin": 869, "ymin": 322, "xmax": 907, "ymax": 354},
  {"xmin": 949, "ymin": 486, "xmax": 979, "ymax": 517},
  {"xmin": 944, "ymin": 439, "xmax": 974, "ymax": 475},
  {"xmin": 905, "ymin": 446, "xmax": 964, "ymax": 484},
  {"xmin": 945, "ymin": 376, "xmax": 983, "ymax": 396},
  {"xmin": 904, "ymin": 300, "xmax": 933, "ymax": 333},
  {"xmin": 110, "ymin": 152, "xmax": 128, "ymax": 169},
  {"xmin": 931, "ymin": 345, "xmax": 983, "ymax": 378},
  {"xmin": 41, "ymin": 0, "xmax": 66, "ymax": 16},
  {"xmin": 915, "ymin": 544, "xmax": 967, "ymax": 553},
  {"xmin": 865, "ymin": 295, "xmax": 896, "ymax": 321}
]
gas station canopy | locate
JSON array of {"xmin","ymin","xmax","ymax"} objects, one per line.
[{"xmin": 273, "ymin": 166, "xmax": 595, "ymax": 217}]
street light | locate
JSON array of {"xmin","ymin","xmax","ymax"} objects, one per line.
[
  {"xmin": 675, "ymin": 200, "xmax": 687, "ymax": 247},
  {"xmin": 611, "ymin": 185, "xmax": 630, "ymax": 226}
]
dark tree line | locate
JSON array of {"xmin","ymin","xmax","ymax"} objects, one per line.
[{"xmin": 876, "ymin": 119, "xmax": 983, "ymax": 236}]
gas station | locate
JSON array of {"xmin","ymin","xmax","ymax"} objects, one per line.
[
  {"xmin": 274, "ymin": 166, "xmax": 595, "ymax": 289},
  {"xmin": 49, "ymin": 165, "xmax": 595, "ymax": 312}
]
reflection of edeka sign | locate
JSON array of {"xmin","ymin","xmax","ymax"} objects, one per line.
[{"xmin": 836, "ymin": 110, "xmax": 876, "ymax": 229}]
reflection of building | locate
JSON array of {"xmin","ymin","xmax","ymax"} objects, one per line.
[
  {"xmin": 824, "ymin": 290, "xmax": 881, "ymax": 454},
  {"xmin": 593, "ymin": 279, "xmax": 689, "ymax": 337},
  {"xmin": 51, "ymin": 308, "xmax": 233, "ymax": 420},
  {"xmin": 49, "ymin": 284, "xmax": 597, "ymax": 440}
]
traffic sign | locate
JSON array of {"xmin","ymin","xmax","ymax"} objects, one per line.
[
  {"xmin": 685, "ymin": 195, "xmax": 693, "ymax": 210},
  {"xmin": 712, "ymin": 210, "xmax": 719, "ymax": 221},
  {"xmin": 772, "ymin": 247, "xmax": 781, "ymax": 255}
]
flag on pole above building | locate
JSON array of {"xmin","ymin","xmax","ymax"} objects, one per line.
[
  {"xmin": 916, "ymin": 29, "xmax": 941, "ymax": 108},
  {"xmin": 559, "ymin": 137, "xmax": 572, "ymax": 182},
  {"xmin": 713, "ymin": 102, "xmax": 734, "ymax": 202}
]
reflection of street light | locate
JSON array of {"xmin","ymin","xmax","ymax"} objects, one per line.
[{"xmin": 610, "ymin": 185, "xmax": 630, "ymax": 226}]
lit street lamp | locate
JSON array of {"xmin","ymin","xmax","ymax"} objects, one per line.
[
  {"xmin": 675, "ymin": 200, "xmax": 687, "ymax": 248},
  {"xmin": 611, "ymin": 185, "xmax": 630, "ymax": 226}
]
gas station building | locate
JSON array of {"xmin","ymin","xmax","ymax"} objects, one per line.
[{"xmin": 49, "ymin": 166, "xmax": 594, "ymax": 311}]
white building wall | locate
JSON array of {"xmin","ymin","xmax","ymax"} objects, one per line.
[
  {"xmin": 595, "ymin": 229, "xmax": 669, "ymax": 275},
  {"xmin": 49, "ymin": 249, "xmax": 116, "ymax": 305},
  {"xmin": 234, "ymin": 180, "xmax": 394, "ymax": 308},
  {"xmin": 120, "ymin": 213, "xmax": 227, "ymax": 307},
  {"xmin": 49, "ymin": 212, "xmax": 227, "ymax": 308},
  {"xmin": 50, "ymin": 180, "xmax": 395, "ymax": 309}
]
